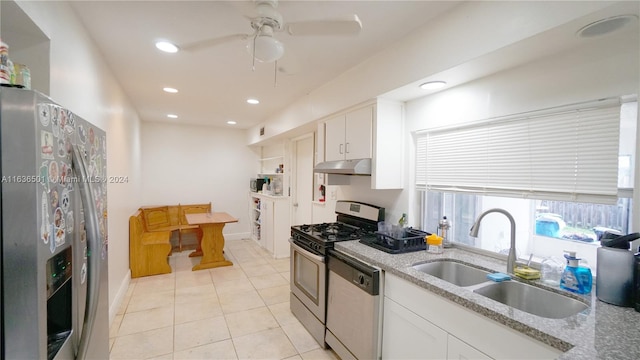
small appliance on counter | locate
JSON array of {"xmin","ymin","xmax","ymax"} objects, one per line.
[
  {"xmin": 250, "ymin": 178, "xmax": 266, "ymax": 192},
  {"xmin": 596, "ymin": 232, "xmax": 640, "ymax": 307}
]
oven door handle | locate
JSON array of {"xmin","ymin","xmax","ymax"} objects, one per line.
[{"xmin": 289, "ymin": 239, "xmax": 326, "ymax": 263}]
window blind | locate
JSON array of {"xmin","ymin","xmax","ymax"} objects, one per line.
[{"xmin": 415, "ymin": 98, "xmax": 622, "ymax": 204}]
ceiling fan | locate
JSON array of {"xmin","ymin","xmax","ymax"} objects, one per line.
[{"xmin": 180, "ymin": 0, "xmax": 362, "ymax": 65}]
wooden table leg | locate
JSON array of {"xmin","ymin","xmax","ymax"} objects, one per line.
[
  {"xmin": 192, "ymin": 223, "xmax": 233, "ymax": 271},
  {"xmin": 188, "ymin": 236, "xmax": 203, "ymax": 257},
  {"xmin": 188, "ymin": 226, "xmax": 204, "ymax": 257}
]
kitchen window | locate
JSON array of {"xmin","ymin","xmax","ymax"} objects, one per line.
[{"xmin": 418, "ymin": 99, "xmax": 637, "ymax": 269}]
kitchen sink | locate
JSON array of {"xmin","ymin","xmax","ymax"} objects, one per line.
[
  {"xmin": 412, "ymin": 260, "xmax": 491, "ymax": 287},
  {"xmin": 473, "ymin": 281, "xmax": 589, "ymax": 319}
]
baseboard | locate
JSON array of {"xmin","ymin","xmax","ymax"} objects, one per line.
[
  {"xmin": 224, "ymin": 232, "xmax": 251, "ymax": 241},
  {"xmin": 109, "ymin": 269, "xmax": 131, "ymax": 325}
]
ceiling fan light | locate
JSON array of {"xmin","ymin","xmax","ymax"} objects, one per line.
[
  {"xmin": 248, "ymin": 36, "xmax": 284, "ymax": 63},
  {"xmin": 419, "ymin": 81, "xmax": 447, "ymax": 90},
  {"xmin": 155, "ymin": 41, "xmax": 179, "ymax": 53},
  {"xmin": 576, "ymin": 15, "xmax": 637, "ymax": 38}
]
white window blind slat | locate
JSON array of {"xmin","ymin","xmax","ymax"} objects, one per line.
[{"xmin": 415, "ymin": 99, "xmax": 622, "ymax": 204}]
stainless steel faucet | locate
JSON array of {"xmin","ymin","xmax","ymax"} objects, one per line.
[{"xmin": 469, "ymin": 208, "xmax": 517, "ymax": 274}]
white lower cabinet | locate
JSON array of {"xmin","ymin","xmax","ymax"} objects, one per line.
[
  {"xmin": 382, "ymin": 273, "xmax": 561, "ymax": 360},
  {"xmin": 447, "ymin": 335, "xmax": 492, "ymax": 360},
  {"xmin": 249, "ymin": 193, "xmax": 290, "ymax": 259},
  {"xmin": 382, "ymin": 297, "xmax": 448, "ymax": 359}
]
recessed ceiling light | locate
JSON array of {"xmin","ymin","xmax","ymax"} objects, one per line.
[
  {"xmin": 163, "ymin": 87, "xmax": 178, "ymax": 93},
  {"xmin": 167, "ymin": 114, "xmax": 178, "ymax": 119},
  {"xmin": 577, "ymin": 15, "xmax": 637, "ymax": 38},
  {"xmin": 227, "ymin": 120, "xmax": 237, "ymax": 125},
  {"xmin": 419, "ymin": 81, "xmax": 447, "ymax": 90},
  {"xmin": 247, "ymin": 98, "xmax": 260, "ymax": 105},
  {"xmin": 155, "ymin": 41, "xmax": 179, "ymax": 53}
]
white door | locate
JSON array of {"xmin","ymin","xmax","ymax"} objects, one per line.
[{"xmin": 292, "ymin": 135, "xmax": 314, "ymax": 225}]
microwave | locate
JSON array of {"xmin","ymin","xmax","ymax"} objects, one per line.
[{"xmin": 250, "ymin": 178, "xmax": 266, "ymax": 192}]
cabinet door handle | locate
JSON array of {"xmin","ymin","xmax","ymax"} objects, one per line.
[
  {"xmin": 345, "ymin": 142, "xmax": 350, "ymax": 154},
  {"xmin": 339, "ymin": 143, "xmax": 344, "ymax": 154}
]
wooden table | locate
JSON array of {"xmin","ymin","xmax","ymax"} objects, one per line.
[{"xmin": 185, "ymin": 212, "xmax": 237, "ymax": 271}]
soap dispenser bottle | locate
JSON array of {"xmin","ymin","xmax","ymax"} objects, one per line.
[{"xmin": 560, "ymin": 251, "xmax": 592, "ymax": 294}]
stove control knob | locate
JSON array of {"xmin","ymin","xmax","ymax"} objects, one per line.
[{"xmin": 358, "ymin": 274, "xmax": 365, "ymax": 285}]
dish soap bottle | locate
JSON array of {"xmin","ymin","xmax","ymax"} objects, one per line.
[
  {"xmin": 560, "ymin": 251, "xmax": 592, "ymax": 294},
  {"xmin": 398, "ymin": 213, "xmax": 407, "ymax": 228}
]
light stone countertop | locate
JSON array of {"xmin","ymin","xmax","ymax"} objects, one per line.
[{"xmin": 334, "ymin": 240, "xmax": 640, "ymax": 360}]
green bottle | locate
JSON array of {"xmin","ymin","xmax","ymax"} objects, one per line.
[{"xmin": 398, "ymin": 213, "xmax": 407, "ymax": 227}]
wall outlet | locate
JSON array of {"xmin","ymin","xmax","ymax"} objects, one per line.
[{"xmin": 330, "ymin": 189, "xmax": 337, "ymax": 200}]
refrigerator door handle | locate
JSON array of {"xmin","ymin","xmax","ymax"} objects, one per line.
[{"xmin": 71, "ymin": 145, "xmax": 102, "ymax": 360}]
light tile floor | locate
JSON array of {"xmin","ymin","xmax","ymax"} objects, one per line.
[{"xmin": 110, "ymin": 238, "xmax": 340, "ymax": 360}]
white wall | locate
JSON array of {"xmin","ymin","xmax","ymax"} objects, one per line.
[
  {"xmin": 401, "ymin": 16, "xmax": 638, "ymax": 265},
  {"xmin": 141, "ymin": 122, "xmax": 257, "ymax": 239},
  {"xmin": 15, "ymin": 1, "xmax": 143, "ymax": 321}
]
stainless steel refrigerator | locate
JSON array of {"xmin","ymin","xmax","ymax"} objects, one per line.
[{"xmin": 0, "ymin": 88, "xmax": 109, "ymax": 359}]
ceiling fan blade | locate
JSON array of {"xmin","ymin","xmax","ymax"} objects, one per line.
[
  {"xmin": 181, "ymin": 34, "xmax": 249, "ymax": 51},
  {"xmin": 286, "ymin": 15, "xmax": 362, "ymax": 36}
]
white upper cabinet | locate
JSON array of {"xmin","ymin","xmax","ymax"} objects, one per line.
[
  {"xmin": 345, "ymin": 106, "xmax": 374, "ymax": 160},
  {"xmin": 325, "ymin": 106, "xmax": 373, "ymax": 161},
  {"xmin": 324, "ymin": 114, "xmax": 347, "ymax": 162},
  {"xmin": 321, "ymin": 99, "xmax": 404, "ymax": 189}
]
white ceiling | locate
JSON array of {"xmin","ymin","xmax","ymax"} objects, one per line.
[
  {"xmin": 70, "ymin": 1, "xmax": 639, "ymax": 131},
  {"xmin": 69, "ymin": 0, "xmax": 462, "ymax": 129}
]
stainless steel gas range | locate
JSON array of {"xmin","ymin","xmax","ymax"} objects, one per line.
[{"xmin": 289, "ymin": 200, "xmax": 384, "ymax": 357}]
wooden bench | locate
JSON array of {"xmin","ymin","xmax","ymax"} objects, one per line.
[
  {"xmin": 140, "ymin": 203, "xmax": 211, "ymax": 251},
  {"xmin": 129, "ymin": 210, "xmax": 172, "ymax": 278}
]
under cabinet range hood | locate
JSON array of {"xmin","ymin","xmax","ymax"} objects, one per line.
[{"xmin": 314, "ymin": 158, "xmax": 371, "ymax": 175}]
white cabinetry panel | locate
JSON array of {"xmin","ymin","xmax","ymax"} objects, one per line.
[
  {"xmin": 249, "ymin": 193, "xmax": 290, "ymax": 258},
  {"xmin": 382, "ymin": 297, "xmax": 448, "ymax": 359},
  {"xmin": 345, "ymin": 106, "xmax": 373, "ymax": 160},
  {"xmin": 325, "ymin": 114, "xmax": 346, "ymax": 162},
  {"xmin": 384, "ymin": 273, "xmax": 560, "ymax": 360},
  {"xmin": 319, "ymin": 100, "xmax": 403, "ymax": 189},
  {"xmin": 448, "ymin": 335, "xmax": 492, "ymax": 360},
  {"xmin": 324, "ymin": 106, "xmax": 372, "ymax": 162}
]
